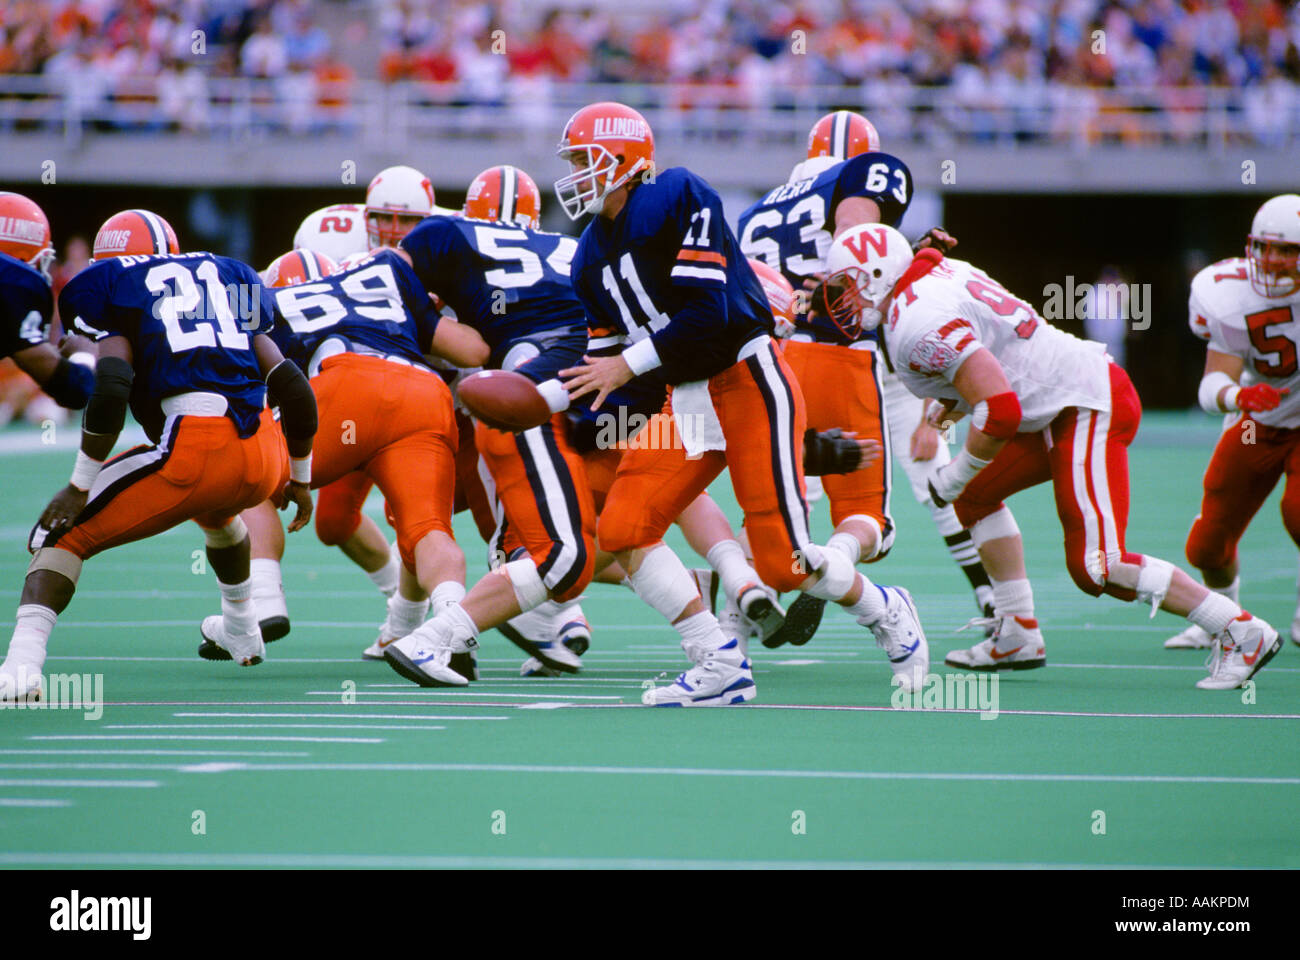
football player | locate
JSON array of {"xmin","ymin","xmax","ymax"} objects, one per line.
[
  {"xmin": 738, "ymin": 111, "xmax": 994, "ymax": 647},
  {"xmin": 556, "ymin": 101, "xmax": 928, "ymax": 705},
  {"xmin": 293, "ymin": 203, "xmax": 369, "ymax": 264},
  {"xmin": 224, "ymin": 247, "xmax": 488, "ymax": 673},
  {"xmin": 0, "ymin": 192, "xmax": 96, "ymax": 415},
  {"xmin": 1166, "ymin": 193, "xmax": 1300, "ymax": 650},
  {"xmin": 825, "ymin": 222, "xmax": 1282, "ymax": 690},
  {"xmin": 0, "ymin": 210, "xmax": 317, "ymax": 701}
]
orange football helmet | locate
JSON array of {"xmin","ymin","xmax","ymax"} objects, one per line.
[
  {"xmin": 263, "ymin": 249, "xmax": 339, "ymax": 288},
  {"xmin": 93, "ymin": 209, "xmax": 179, "ymax": 260},
  {"xmin": 807, "ymin": 110, "xmax": 881, "ymax": 161},
  {"xmin": 0, "ymin": 191, "xmax": 54, "ymax": 282},
  {"xmin": 555, "ymin": 101, "xmax": 655, "ymax": 220},
  {"xmin": 464, "ymin": 165, "xmax": 542, "ymax": 229},
  {"xmin": 747, "ymin": 258, "xmax": 797, "ymax": 338}
]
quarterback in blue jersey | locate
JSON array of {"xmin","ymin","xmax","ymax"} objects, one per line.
[
  {"xmin": 553, "ymin": 102, "xmax": 927, "ymax": 706},
  {"xmin": 0, "ymin": 210, "xmax": 318, "ymax": 703},
  {"xmin": 0, "ymin": 192, "xmax": 95, "ymax": 412},
  {"xmin": 741, "ymin": 110, "xmax": 995, "ymax": 655}
]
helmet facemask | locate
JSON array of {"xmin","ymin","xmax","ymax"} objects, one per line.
[
  {"xmin": 28, "ymin": 246, "xmax": 55, "ymax": 284},
  {"xmin": 824, "ymin": 264, "xmax": 890, "ymax": 338},
  {"xmin": 366, "ymin": 210, "xmax": 426, "ymax": 249},
  {"xmin": 1246, "ymin": 236, "xmax": 1300, "ymax": 299}
]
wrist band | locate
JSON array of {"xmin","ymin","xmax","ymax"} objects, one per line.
[
  {"xmin": 290, "ymin": 455, "xmax": 312, "ymax": 485},
  {"xmin": 68, "ymin": 351, "xmax": 95, "ymax": 369},
  {"xmin": 69, "ymin": 450, "xmax": 103, "ymax": 492}
]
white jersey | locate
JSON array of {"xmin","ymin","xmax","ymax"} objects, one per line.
[
  {"xmin": 1189, "ymin": 256, "xmax": 1300, "ymax": 429},
  {"xmin": 293, "ymin": 203, "xmax": 369, "ymax": 263},
  {"xmin": 884, "ymin": 257, "xmax": 1112, "ymax": 432}
]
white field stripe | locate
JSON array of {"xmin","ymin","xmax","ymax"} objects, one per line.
[
  {"xmin": 669, "ymin": 265, "xmax": 726, "ymax": 283},
  {"xmin": 0, "ymin": 749, "xmax": 311, "ymax": 757},
  {"xmin": 0, "ymin": 798, "xmax": 72, "ymax": 808},
  {"xmin": 1089, "ymin": 404, "xmax": 1121, "ymax": 560},
  {"xmin": 363, "ymin": 679, "xmax": 644, "ymax": 686},
  {"xmin": 28, "ymin": 734, "xmax": 384, "ymax": 743},
  {"xmin": 0, "ymin": 778, "xmax": 159, "ymax": 788},
  {"xmin": 173, "ymin": 712, "xmax": 508, "ymax": 721},
  {"xmin": 0, "ymin": 852, "xmax": 1219, "ymax": 869},
  {"xmin": 102, "ymin": 723, "xmax": 447, "ymax": 732},
  {"xmin": 1071, "ymin": 409, "xmax": 1102, "ymax": 569},
  {"xmin": 104, "ymin": 761, "xmax": 1300, "ymax": 786},
  {"xmin": 521, "ymin": 425, "xmax": 579, "ymax": 589},
  {"xmin": 303, "ymin": 690, "xmax": 620, "ymax": 700}
]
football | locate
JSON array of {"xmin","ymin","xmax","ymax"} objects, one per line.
[{"xmin": 457, "ymin": 369, "xmax": 552, "ymax": 432}]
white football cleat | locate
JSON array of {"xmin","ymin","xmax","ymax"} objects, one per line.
[
  {"xmin": 861, "ymin": 585, "xmax": 928, "ymax": 692},
  {"xmin": 383, "ymin": 632, "xmax": 472, "ymax": 688},
  {"xmin": 641, "ymin": 640, "xmax": 755, "ymax": 707},
  {"xmin": 1197, "ymin": 614, "xmax": 1281, "ymax": 690},
  {"xmin": 946, "ymin": 615, "xmax": 1046, "ymax": 672},
  {"xmin": 198, "ymin": 615, "xmax": 265, "ymax": 667},
  {"xmin": 520, "ymin": 617, "xmax": 590, "ymax": 677},
  {"xmin": 1164, "ymin": 622, "xmax": 1214, "ymax": 650},
  {"xmin": 0, "ymin": 662, "xmax": 43, "ymax": 703},
  {"xmin": 737, "ymin": 582, "xmax": 786, "ymax": 642}
]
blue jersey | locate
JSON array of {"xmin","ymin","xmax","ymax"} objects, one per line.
[
  {"xmin": 401, "ymin": 215, "xmax": 587, "ymax": 379},
  {"xmin": 0, "ymin": 251, "xmax": 54, "ymax": 360},
  {"xmin": 737, "ymin": 151, "xmax": 912, "ymax": 345},
  {"xmin": 570, "ymin": 167, "xmax": 773, "ymax": 385},
  {"xmin": 59, "ymin": 252, "xmax": 275, "ymax": 442},
  {"xmin": 267, "ymin": 249, "xmax": 439, "ymax": 376}
]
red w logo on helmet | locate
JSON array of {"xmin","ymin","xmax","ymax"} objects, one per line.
[{"xmin": 843, "ymin": 227, "xmax": 890, "ymax": 263}]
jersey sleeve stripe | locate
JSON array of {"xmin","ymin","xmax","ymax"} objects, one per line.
[
  {"xmin": 937, "ymin": 318, "xmax": 972, "ymax": 338},
  {"xmin": 675, "ymin": 249, "xmax": 727, "ymax": 266},
  {"xmin": 670, "ymin": 264, "xmax": 727, "ymax": 283},
  {"xmin": 587, "ymin": 335, "xmax": 623, "ymax": 351},
  {"xmin": 953, "ymin": 334, "xmax": 975, "ymax": 353}
]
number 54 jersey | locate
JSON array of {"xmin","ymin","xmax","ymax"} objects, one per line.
[
  {"xmin": 1189, "ymin": 256, "xmax": 1300, "ymax": 429},
  {"xmin": 885, "ymin": 256, "xmax": 1112, "ymax": 432},
  {"xmin": 58, "ymin": 252, "xmax": 276, "ymax": 442}
]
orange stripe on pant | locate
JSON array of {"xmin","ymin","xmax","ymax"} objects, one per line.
[
  {"xmin": 55, "ymin": 408, "xmax": 288, "ymax": 559},
  {"xmin": 598, "ymin": 342, "xmax": 811, "ymax": 592},
  {"xmin": 310, "ymin": 354, "xmax": 457, "ymax": 569},
  {"xmin": 782, "ymin": 339, "xmax": 892, "ymax": 538},
  {"xmin": 475, "ymin": 413, "xmax": 595, "ymax": 603}
]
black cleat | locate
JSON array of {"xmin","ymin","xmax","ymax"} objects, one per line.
[
  {"xmin": 259, "ymin": 616, "xmax": 290, "ymax": 644},
  {"xmin": 763, "ymin": 593, "xmax": 826, "ymax": 648}
]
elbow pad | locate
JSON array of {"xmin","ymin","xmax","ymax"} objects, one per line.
[
  {"xmin": 1198, "ymin": 370, "xmax": 1238, "ymax": 414},
  {"xmin": 803, "ymin": 428, "xmax": 862, "ymax": 476},
  {"xmin": 266, "ymin": 360, "xmax": 318, "ymax": 444},
  {"xmin": 83, "ymin": 355, "xmax": 134, "ymax": 435},
  {"xmin": 43, "ymin": 355, "xmax": 95, "ymax": 410},
  {"xmin": 971, "ymin": 391, "xmax": 1021, "ymax": 440}
]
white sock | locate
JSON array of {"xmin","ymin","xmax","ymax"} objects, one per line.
[
  {"xmin": 827, "ymin": 532, "xmax": 862, "ymax": 565},
  {"xmin": 846, "ymin": 574, "xmax": 887, "ymax": 624},
  {"xmin": 5, "ymin": 604, "xmax": 56, "ymax": 671},
  {"xmin": 992, "ymin": 578, "xmax": 1035, "ymax": 619},
  {"xmin": 367, "ymin": 550, "xmax": 400, "ymax": 598},
  {"xmin": 706, "ymin": 539, "xmax": 758, "ymax": 604},
  {"xmin": 387, "ymin": 594, "xmax": 430, "ymax": 637},
  {"xmin": 1187, "ymin": 591, "xmax": 1240, "ymax": 637},
  {"xmin": 674, "ymin": 610, "xmax": 732, "ymax": 661},
  {"xmin": 430, "ymin": 580, "xmax": 466, "ymax": 612},
  {"xmin": 1210, "ymin": 577, "xmax": 1240, "ymax": 604},
  {"xmin": 219, "ymin": 579, "xmax": 258, "ymax": 636},
  {"xmin": 250, "ymin": 557, "xmax": 283, "ymax": 602}
]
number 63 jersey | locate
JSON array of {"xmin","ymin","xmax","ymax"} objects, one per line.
[
  {"xmin": 59, "ymin": 252, "xmax": 276, "ymax": 442},
  {"xmin": 1189, "ymin": 256, "xmax": 1300, "ymax": 429},
  {"xmin": 885, "ymin": 256, "xmax": 1112, "ymax": 432}
]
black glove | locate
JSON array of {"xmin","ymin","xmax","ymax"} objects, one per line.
[
  {"xmin": 803, "ymin": 427, "xmax": 862, "ymax": 476},
  {"xmin": 911, "ymin": 227, "xmax": 958, "ymax": 255}
]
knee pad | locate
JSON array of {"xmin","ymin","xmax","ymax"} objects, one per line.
[
  {"xmin": 803, "ymin": 547, "xmax": 856, "ymax": 601},
  {"xmin": 970, "ymin": 506, "xmax": 1019, "ymax": 549},
  {"xmin": 502, "ymin": 558, "xmax": 549, "ymax": 612},
  {"xmin": 628, "ymin": 544, "xmax": 699, "ymax": 621},
  {"xmin": 837, "ymin": 514, "xmax": 882, "ymax": 562},
  {"xmin": 315, "ymin": 501, "xmax": 363, "ymax": 546},
  {"xmin": 1135, "ymin": 555, "xmax": 1175, "ymax": 618},
  {"xmin": 203, "ymin": 516, "xmax": 248, "ymax": 549},
  {"xmin": 27, "ymin": 547, "xmax": 83, "ymax": 585}
]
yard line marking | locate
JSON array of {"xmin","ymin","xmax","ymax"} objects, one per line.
[
  {"xmin": 0, "ymin": 749, "xmax": 310, "ymax": 757},
  {"xmin": 363, "ymin": 680, "xmax": 644, "ymax": 687},
  {"xmin": 174, "ymin": 712, "xmax": 508, "ymax": 721},
  {"xmin": 0, "ymin": 798, "xmax": 72, "ymax": 808},
  {"xmin": 303, "ymin": 690, "xmax": 621, "ymax": 700},
  {"xmin": 102, "ymin": 723, "xmax": 446, "ymax": 732},
  {"xmin": 0, "ymin": 778, "xmax": 159, "ymax": 788},
  {"xmin": 0, "ymin": 763, "xmax": 209, "ymax": 772},
  {"xmin": 27, "ymin": 734, "xmax": 384, "ymax": 744},
  {"xmin": 126, "ymin": 762, "xmax": 1300, "ymax": 786}
]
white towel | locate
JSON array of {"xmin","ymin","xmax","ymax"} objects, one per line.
[{"xmin": 671, "ymin": 380, "xmax": 726, "ymax": 459}]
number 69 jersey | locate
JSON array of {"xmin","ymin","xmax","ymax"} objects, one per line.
[
  {"xmin": 884, "ymin": 257, "xmax": 1112, "ymax": 432},
  {"xmin": 58, "ymin": 252, "xmax": 276, "ymax": 442},
  {"xmin": 1189, "ymin": 256, "xmax": 1300, "ymax": 429}
]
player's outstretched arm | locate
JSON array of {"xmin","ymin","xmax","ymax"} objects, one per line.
[
  {"xmin": 38, "ymin": 335, "xmax": 132, "ymax": 535},
  {"xmin": 11, "ymin": 333, "xmax": 97, "ymax": 410},
  {"xmin": 927, "ymin": 347, "xmax": 1021, "ymax": 507},
  {"xmin": 1198, "ymin": 348, "xmax": 1288, "ymax": 414},
  {"xmin": 428, "ymin": 316, "xmax": 490, "ymax": 369},
  {"xmin": 256, "ymin": 334, "xmax": 316, "ymax": 533}
]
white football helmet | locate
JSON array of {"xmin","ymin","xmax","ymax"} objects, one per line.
[
  {"xmin": 365, "ymin": 165, "xmax": 435, "ymax": 248},
  {"xmin": 1247, "ymin": 193, "xmax": 1300, "ymax": 298},
  {"xmin": 824, "ymin": 223, "xmax": 914, "ymax": 336},
  {"xmin": 293, "ymin": 203, "xmax": 368, "ymax": 263}
]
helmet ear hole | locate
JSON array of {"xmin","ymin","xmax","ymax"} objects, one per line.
[{"xmin": 872, "ymin": 268, "xmax": 881, "ymax": 278}]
